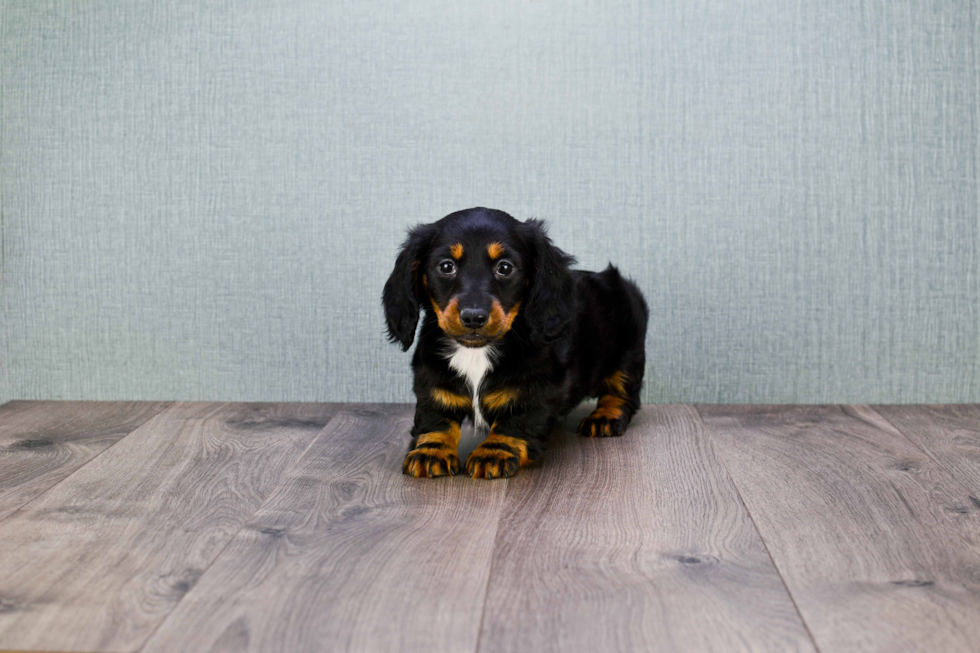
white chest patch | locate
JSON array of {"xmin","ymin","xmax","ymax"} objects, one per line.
[{"xmin": 445, "ymin": 343, "xmax": 497, "ymax": 430}]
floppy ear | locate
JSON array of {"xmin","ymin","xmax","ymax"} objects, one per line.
[
  {"xmin": 521, "ymin": 219, "xmax": 576, "ymax": 342},
  {"xmin": 383, "ymin": 224, "xmax": 435, "ymax": 351}
]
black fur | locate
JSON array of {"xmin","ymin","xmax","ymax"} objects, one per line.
[
  {"xmin": 519, "ymin": 219, "xmax": 577, "ymax": 343},
  {"xmin": 383, "ymin": 223, "xmax": 435, "ymax": 351},
  {"xmin": 383, "ymin": 207, "xmax": 649, "ymax": 479}
]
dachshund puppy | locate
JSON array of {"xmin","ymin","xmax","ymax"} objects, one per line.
[{"xmin": 383, "ymin": 207, "xmax": 648, "ymax": 480}]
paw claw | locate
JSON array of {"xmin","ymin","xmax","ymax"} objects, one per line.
[
  {"xmin": 578, "ymin": 413, "xmax": 628, "ymax": 438},
  {"xmin": 403, "ymin": 448, "xmax": 461, "ymax": 479},
  {"xmin": 465, "ymin": 447, "xmax": 520, "ymax": 480}
]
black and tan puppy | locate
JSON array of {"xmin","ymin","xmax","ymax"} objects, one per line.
[{"xmin": 383, "ymin": 207, "xmax": 648, "ymax": 479}]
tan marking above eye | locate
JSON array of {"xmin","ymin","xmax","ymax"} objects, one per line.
[
  {"xmin": 487, "ymin": 242, "xmax": 505, "ymax": 259},
  {"xmin": 450, "ymin": 243, "xmax": 464, "ymax": 259}
]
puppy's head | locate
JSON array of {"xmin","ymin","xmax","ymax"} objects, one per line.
[{"xmin": 383, "ymin": 208, "xmax": 575, "ymax": 351}]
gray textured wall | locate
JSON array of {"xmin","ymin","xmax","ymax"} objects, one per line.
[{"xmin": 2, "ymin": 0, "xmax": 978, "ymax": 405}]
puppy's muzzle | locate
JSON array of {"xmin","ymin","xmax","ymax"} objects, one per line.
[{"xmin": 459, "ymin": 308, "xmax": 489, "ymax": 329}]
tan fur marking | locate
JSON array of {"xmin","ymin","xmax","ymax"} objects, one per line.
[
  {"xmin": 601, "ymin": 371, "xmax": 629, "ymax": 397},
  {"xmin": 487, "ymin": 242, "xmax": 505, "ymax": 259},
  {"xmin": 431, "ymin": 297, "xmax": 468, "ymax": 336},
  {"xmin": 434, "ymin": 297, "xmax": 520, "ymax": 341},
  {"xmin": 431, "ymin": 388, "xmax": 472, "ymax": 410},
  {"xmin": 590, "ymin": 394, "xmax": 626, "ymax": 421},
  {"xmin": 484, "ymin": 300, "xmax": 521, "ymax": 338},
  {"xmin": 416, "ymin": 421, "xmax": 462, "ymax": 449},
  {"xmin": 450, "ymin": 243, "xmax": 464, "ymax": 259},
  {"xmin": 579, "ymin": 373, "xmax": 632, "ymax": 437},
  {"xmin": 482, "ymin": 388, "xmax": 519, "ymax": 411},
  {"xmin": 404, "ymin": 421, "xmax": 463, "ymax": 477},
  {"xmin": 481, "ymin": 430, "xmax": 530, "ymax": 466}
]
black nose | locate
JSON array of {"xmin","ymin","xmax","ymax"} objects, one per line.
[{"xmin": 459, "ymin": 308, "xmax": 489, "ymax": 329}]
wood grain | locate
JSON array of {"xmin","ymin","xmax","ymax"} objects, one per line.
[
  {"xmin": 477, "ymin": 404, "xmax": 815, "ymax": 653},
  {"xmin": 0, "ymin": 401, "xmax": 171, "ymax": 522},
  {"xmin": 0, "ymin": 402, "xmax": 338, "ymax": 653},
  {"xmin": 141, "ymin": 404, "xmax": 508, "ymax": 653},
  {"xmin": 872, "ymin": 405, "xmax": 980, "ymax": 496},
  {"xmin": 698, "ymin": 404, "xmax": 980, "ymax": 653},
  {"xmin": 2, "ymin": 402, "xmax": 978, "ymax": 653}
]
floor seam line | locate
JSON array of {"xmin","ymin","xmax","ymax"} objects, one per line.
[
  {"xmin": 862, "ymin": 404, "xmax": 980, "ymax": 500},
  {"xmin": 0, "ymin": 401, "xmax": 176, "ymax": 528},
  {"xmin": 693, "ymin": 404, "xmax": 824, "ymax": 653},
  {"xmin": 135, "ymin": 404, "xmax": 343, "ymax": 652},
  {"xmin": 137, "ymin": 402, "xmax": 341, "ymax": 651},
  {"xmin": 472, "ymin": 467, "xmax": 512, "ymax": 653}
]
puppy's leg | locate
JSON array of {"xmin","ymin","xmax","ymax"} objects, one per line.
[
  {"xmin": 466, "ymin": 428, "xmax": 529, "ymax": 480},
  {"xmin": 466, "ymin": 412, "xmax": 549, "ymax": 480},
  {"xmin": 404, "ymin": 385, "xmax": 479, "ymax": 478},
  {"xmin": 403, "ymin": 394, "xmax": 472, "ymax": 477},
  {"xmin": 578, "ymin": 370, "xmax": 641, "ymax": 438},
  {"xmin": 403, "ymin": 420, "xmax": 462, "ymax": 478}
]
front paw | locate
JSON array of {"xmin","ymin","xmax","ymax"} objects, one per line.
[
  {"xmin": 578, "ymin": 412, "xmax": 628, "ymax": 438},
  {"xmin": 465, "ymin": 446, "xmax": 520, "ymax": 480},
  {"xmin": 403, "ymin": 448, "xmax": 461, "ymax": 478}
]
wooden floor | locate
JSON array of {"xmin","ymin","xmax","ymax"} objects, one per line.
[{"xmin": 0, "ymin": 402, "xmax": 978, "ymax": 652}]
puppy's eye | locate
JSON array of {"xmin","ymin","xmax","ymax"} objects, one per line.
[
  {"xmin": 496, "ymin": 261, "xmax": 514, "ymax": 277},
  {"xmin": 438, "ymin": 260, "xmax": 456, "ymax": 275}
]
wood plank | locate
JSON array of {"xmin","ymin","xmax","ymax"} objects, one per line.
[
  {"xmin": 141, "ymin": 404, "xmax": 509, "ymax": 653},
  {"xmin": 0, "ymin": 402, "xmax": 339, "ymax": 653},
  {"xmin": 477, "ymin": 404, "xmax": 815, "ymax": 653},
  {"xmin": 872, "ymin": 405, "xmax": 980, "ymax": 496},
  {"xmin": 698, "ymin": 404, "xmax": 980, "ymax": 653},
  {"xmin": 0, "ymin": 401, "xmax": 171, "ymax": 522}
]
